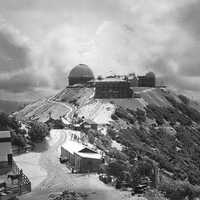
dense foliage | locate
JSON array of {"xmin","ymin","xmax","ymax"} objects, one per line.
[
  {"xmin": 28, "ymin": 121, "xmax": 49, "ymax": 142},
  {"xmin": 0, "ymin": 112, "xmax": 26, "ymax": 147}
]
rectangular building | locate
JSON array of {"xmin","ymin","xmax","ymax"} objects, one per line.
[
  {"xmin": 0, "ymin": 131, "xmax": 12, "ymax": 165},
  {"xmin": 94, "ymin": 78, "xmax": 133, "ymax": 99},
  {"xmin": 138, "ymin": 76, "xmax": 155, "ymax": 87},
  {"xmin": 61, "ymin": 141, "xmax": 102, "ymax": 173}
]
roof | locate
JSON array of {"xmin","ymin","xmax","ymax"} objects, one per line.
[
  {"xmin": 145, "ymin": 72, "xmax": 155, "ymax": 78},
  {"xmin": 0, "ymin": 131, "xmax": 11, "ymax": 138},
  {"xmin": 69, "ymin": 64, "xmax": 94, "ymax": 78},
  {"xmin": 76, "ymin": 152, "xmax": 102, "ymax": 159},
  {"xmin": 62, "ymin": 141, "xmax": 84, "ymax": 154},
  {"xmin": 94, "ymin": 78, "xmax": 127, "ymax": 83},
  {"xmin": 62, "ymin": 141, "xmax": 101, "ymax": 159}
]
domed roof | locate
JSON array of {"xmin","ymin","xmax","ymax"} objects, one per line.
[
  {"xmin": 69, "ymin": 64, "xmax": 94, "ymax": 78},
  {"xmin": 145, "ymin": 72, "xmax": 155, "ymax": 78}
]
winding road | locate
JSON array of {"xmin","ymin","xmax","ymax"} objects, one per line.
[{"xmin": 18, "ymin": 97, "xmax": 137, "ymax": 200}]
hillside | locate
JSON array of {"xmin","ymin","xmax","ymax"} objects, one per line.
[
  {"xmin": 14, "ymin": 97, "xmax": 71, "ymax": 122},
  {"xmin": 15, "ymin": 86, "xmax": 200, "ymax": 125},
  {"xmin": 15, "ymin": 86, "xmax": 200, "ymax": 198}
]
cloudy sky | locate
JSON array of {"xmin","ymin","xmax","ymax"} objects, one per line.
[{"xmin": 0, "ymin": 0, "xmax": 200, "ymax": 101}]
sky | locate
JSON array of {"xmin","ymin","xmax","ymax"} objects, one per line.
[{"xmin": 0, "ymin": 0, "xmax": 200, "ymax": 101}]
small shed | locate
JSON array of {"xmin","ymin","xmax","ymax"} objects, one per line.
[
  {"xmin": 61, "ymin": 141, "xmax": 102, "ymax": 173},
  {"xmin": 0, "ymin": 131, "xmax": 12, "ymax": 165},
  {"xmin": 82, "ymin": 119, "xmax": 98, "ymax": 130}
]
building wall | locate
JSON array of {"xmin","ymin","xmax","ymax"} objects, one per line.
[
  {"xmin": 61, "ymin": 147, "xmax": 101, "ymax": 173},
  {"xmin": 138, "ymin": 76, "xmax": 155, "ymax": 87},
  {"xmin": 95, "ymin": 82, "xmax": 133, "ymax": 99},
  {"xmin": 61, "ymin": 147, "xmax": 75, "ymax": 165},
  {"xmin": 0, "ymin": 142, "xmax": 12, "ymax": 162},
  {"xmin": 74, "ymin": 153, "xmax": 101, "ymax": 173},
  {"xmin": 129, "ymin": 78, "xmax": 138, "ymax": 87}
]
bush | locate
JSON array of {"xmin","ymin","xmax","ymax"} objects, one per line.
[
  {"xmin": 136, "ymin": 108, "xmax": 146, "ymax": 123},
  {"xmin": 0, "ymin": 112, "xmax": 20, "ymax": 131},
  {"xmin": 107, "ymin": 160, "xmax": 128, "ymax": 178},
  {"xmin": 178, "ymin": 95, "xmax": 189, "ymax": 105},
  {"xmin": 115, "ymin": 107, "xmax": 136, "ymax": 124},
  {"xmin": 11, "ymin": 131, "xmax": 26, "ymax": 147},
  {"xmin": 159, "ymin": 180, "xmax": 200, "ymax": 200},
  {"xmin": 87, "ymin": 132, "xmax": 95, "ymax": 144},
  {"xmin": 108, "ymin": 148, "xmax": 128, "ymax": 161},
  {"xmin": 144, "ymin": 189, "xmax": 168, "ymax": 200},
  {"xmin": 107, "ymin": 128, "xmax": 117, "ymax": 140},
  {"xmin": 166, "ymin": 95, "xmax": 200, "ymax": 123},
  {"xmin": 28, "ymin": 121, "xmax": 49, "ymax": 142},
  {"xmin": 111, "ymin": 114, "xmax": 118, "ymax": 120}
]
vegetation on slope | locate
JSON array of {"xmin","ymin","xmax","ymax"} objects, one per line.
[
  {"xmin": 0, "ymin": 112, "xmax": 49, "ymax": 148},
  {"xmin": 92, "ymin": 93, "xmax": 200, "ymax": 199}
]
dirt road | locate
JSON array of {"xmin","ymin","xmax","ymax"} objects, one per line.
[{"xmin": 20, "ymin": 129, "xmax": 132, "ymax": 200}]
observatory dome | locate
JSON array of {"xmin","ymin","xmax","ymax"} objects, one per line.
[
  {"xmin": 145, "ymin": 72, "xmax": 155, "ymax": 78},
  {"xmin": 68, "ymin": 64, "xmax": 94, "ymax": 85}
]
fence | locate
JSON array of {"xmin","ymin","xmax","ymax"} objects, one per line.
[{"xmin": 12, "ymin": 159, "xmax": 31, "ymax": 194}]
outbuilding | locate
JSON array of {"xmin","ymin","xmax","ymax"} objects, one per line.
[
  {"xmin": 0, "ymin": 131, "xmax": 12, "ymax": 165},
  {"xmin": 82, "ymin": 119, "xmax": 98, "ymax": 130},
  {"xmin": 61, "ymin": 141, "xmax": 102, "ymax": 173}
]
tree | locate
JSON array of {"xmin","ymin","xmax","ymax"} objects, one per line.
[
  {"xmin": 107, "ymin": 160, "xmax": 127, "ymax": 178},
  {"xmin": 88, "ymin": 132, "xmax": 95, "ymax": 144},
  {"xmin": 11, "ymin": 130, "xmax": 26, "ymax": 147},
  {"xmin": 28, "ymin": 121, "xmax": 49, "ymax": 142}
]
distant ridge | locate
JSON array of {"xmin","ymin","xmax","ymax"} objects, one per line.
[{"xmin": 0, "ymin": 99, "xmax": 28, "ymax": 114}]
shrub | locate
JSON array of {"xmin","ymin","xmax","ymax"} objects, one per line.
[
  {"xmin": 144, "ymin": 189, "xmax": 168, "ymax": 200},
  {"xmin": 107, "ymin": 160, "xmax": 128, "ymax": 178},
  {"xmin": 115, "ymin": 107, "xmax": 136, "ymax": 124},
  {"xmin": 178, "ymin": 95, "xmax": 189, "ymax": 105},
  {"xmin": 159, "ymin": 180, "xmax": 200, "ymax": 200},
  {"xmin": 11, "ymin": 131, "xmax": 26, "ymax": 147},
  {"xmin": 111, "ymin": 114, "xmax": 118, "ymax": 120},
  {"xmin": 87, "ymin": 132, "xmax": 95, "ymax": 144},
  {"xmin": 108, "ymin": 148, "xmax": 128, "ymax": 161},
  {"xmin": 0, "ymin": 112, "xmax": 20, "ymax": 131},
  {"xmin": 28, "ymin": 121, "xmax": 49, "ymax": 142},
  {"xmin": 136, "ymin": 108, "xmax": 146, "ymax": 123}
]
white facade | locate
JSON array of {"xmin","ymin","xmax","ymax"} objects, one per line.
[
  {"xmin": 0, "ymin": 131, "xmax": 12, "ymax": 162},
  {"xmin": 0, "ymin": 142, "xmax": 12, "ymax": 161}
]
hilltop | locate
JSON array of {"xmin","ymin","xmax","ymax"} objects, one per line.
[{"xmin": 14, "ymin": 86, "xmax": 200, "ymax": 125}]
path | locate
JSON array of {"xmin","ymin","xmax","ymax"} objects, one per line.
[
  {"xmin": 20, "ymin": 129, "xmax": 133, "ymax": 200},
  {"xmin": 47, "ymin": 96, "xmax": 75, "ymax": 124}
]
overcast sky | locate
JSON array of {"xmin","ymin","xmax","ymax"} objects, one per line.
[{"xmin": 0, "ymin": 0, "xmax": 200, "ymax": 100}]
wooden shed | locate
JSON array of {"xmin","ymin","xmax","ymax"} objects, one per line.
[
  {"xmin": 0, "ymin": 131, "xmax": 12, "ymax": 166},
  {"xmin": 61, "ymin": 141, "xmax": 102, "ymax": 173}
]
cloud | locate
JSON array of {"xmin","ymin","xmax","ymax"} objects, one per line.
[
  {"xmin": 177, "ymin": 0, "xmax": 200, "ymax": 39},
  {"xmin": 0, "ymin": 22, "xmax": 49, "ymax": 93},
  {"xmin": 0, "ymin": 70, "xmax": 48, "ymax": 92},
  {"xmin": 0, "ymin": 0, "xmax": 200, "ymax": 99},
  {"xmin": 0, "ymin": 25, "xmax": 31, "ymax": 73}
]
